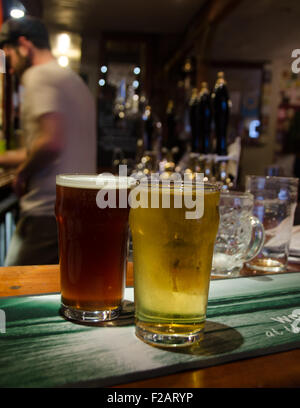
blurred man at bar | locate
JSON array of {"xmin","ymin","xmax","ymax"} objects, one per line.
[{"xmin": 0, "ymin": 16, "xmax": 97, "ymax": 265}]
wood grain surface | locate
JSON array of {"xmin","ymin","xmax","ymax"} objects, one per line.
[
  {"xmin": 0, "ymin": 262, "xmax": 134, "ymax": 297},
  {"xmin": 0, "ymin": 262, "xmax": 300, "ymax": 387}
]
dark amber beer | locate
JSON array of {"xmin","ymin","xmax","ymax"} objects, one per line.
[{"xmin": 55, "ymin": 175, "xmax": 133, "ymax": 323}]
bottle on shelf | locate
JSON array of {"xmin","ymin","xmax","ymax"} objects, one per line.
[
  {"xmin": 211, "ymin": 72, "xmax": 230, "ymax": 156},
  {"xmin": 135, "ymin": 138, "xmax": 144, "ymax": 164},
  {"xmin": 197, "ymin": 82, "xmax": 212, "ymax": 154},
  {"xmin": 188, "ymin": 88, "xmax": 199, "ymax": 152},
  {"xmin": 112, "ymin": 148, "xmax": 124, "ymax": 174},
  {"xmin": 166, "ymin": 100, "xmax": 176, "ymax": 150},
  {"xmin": 144, "ymin": 105, "xmax": 154, "ymax": 151}
]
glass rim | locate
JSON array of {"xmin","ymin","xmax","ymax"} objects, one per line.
[
  {"xmin": 220, "ymin": 190, "xmax": 253, "ymax": 199},
  {"xmin": 137, "ymin": 179, "xmax": 221, "ymax": 192},
  {"xmin": 56, "ymin": 174, "xmax": 221, "ymax": 192},
  {"xmin": 56, "ymin": 174, "xmax": 137, "ymax": 189},
  {"xmin": 246, "ymin": 175, "xmax": 299, "ymax": 183}
]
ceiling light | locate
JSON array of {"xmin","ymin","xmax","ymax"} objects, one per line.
[
  {"xmin": 99, "ymin": 79, "xmax": 105, "ymax": 86},
  {"xmin": 133, "ymin": 67, "xmax": 140, "ymax": 75},
  {"xmin": 58, "ymin": 55, "xmax": 69, "ymax": 67},
  {"xmin": 10, "ymin": 8, "xmax": 25, "ymax": 19},
  {"xmin": 101, "ymin": 65, "xmax": 108, "ymax": 73},
  {"xmin": 57, "ymin": 33, "xmax": 70, "ymax": 54}
]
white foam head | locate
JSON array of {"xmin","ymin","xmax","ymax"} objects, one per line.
[{"xmin": 56, "ymin": 174, "xmax": 137, "ymax": 189}]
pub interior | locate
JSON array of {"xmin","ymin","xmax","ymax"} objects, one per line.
[{"xmin": 0, "ymin": 0, "xmax": 300, "ymax": 389}]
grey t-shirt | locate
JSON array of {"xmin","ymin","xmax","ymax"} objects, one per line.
[{"xmin": 20, "ymin": 60, "xmax": 97, "ymax": 217}]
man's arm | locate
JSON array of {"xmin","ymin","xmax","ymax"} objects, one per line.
[
  {"xmin": 0, "ymin": 147, "xmax": 27, "ymax": 168},
  {"xmin": 14, "ymin": 112, "xmax": 65, "ymax": 196}
]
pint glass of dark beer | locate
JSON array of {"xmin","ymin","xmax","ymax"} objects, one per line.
[{"xmin": 55, "ymin": 174, "xmax": 135, "ymax": 323}]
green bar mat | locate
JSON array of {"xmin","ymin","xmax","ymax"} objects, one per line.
[{"xmin": 0, "ymin": 273, "xmax": 300, "ymax": 387}]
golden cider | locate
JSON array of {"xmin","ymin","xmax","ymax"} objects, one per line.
[{"xmin": 129, "ymin": 184, "xmax": 220, "ymax": 346}]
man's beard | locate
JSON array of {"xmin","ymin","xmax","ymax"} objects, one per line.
[{"xmin": 14, "ymin": 49, "xmax": 32, "ymax": 78}]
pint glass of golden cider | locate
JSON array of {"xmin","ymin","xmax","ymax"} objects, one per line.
[
  {"xmin": 55, "ymin": 174, "xmax": 135, "ymax": 323},
  {"xmin": 129, "ymin": 181, "xmax": 220, "ymax": 347}
]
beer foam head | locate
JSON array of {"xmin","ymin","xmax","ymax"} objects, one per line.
[{"xmin": 56, "ymin": 174, "xmax": 137, "ymax": 189}]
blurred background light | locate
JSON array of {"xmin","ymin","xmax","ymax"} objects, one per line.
[
  {"xmin": 57, "ymin": 33, "xmax": 70, "ymax": 54},
  {"xmin": 58, "ymin": 55, "xmax": 69, "ymax": 67},
  {"xmin": 10, "ymin": 8, "xmax": 25, "ymax": 19}
]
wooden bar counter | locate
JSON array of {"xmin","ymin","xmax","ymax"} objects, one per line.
[{"xmin": 0, "ymin": 262, "xmax": 300, "ymax": 388}]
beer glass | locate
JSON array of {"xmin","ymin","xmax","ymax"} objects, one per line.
[
  {"xmin": 212, "ymin": 191, "xmax": 265, "ymax": 277},
  {"xmin": 129, "ymin": 180, "xmax": 220, "ymax": 347},
  {"xmin": 55, "ymin": 174, "xmax": 135, "ymax": 323},
  {"xmin": 245, "ymin": 176, "xmax": 299, "ymax": 273}
]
